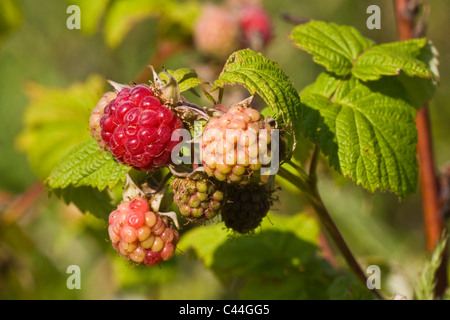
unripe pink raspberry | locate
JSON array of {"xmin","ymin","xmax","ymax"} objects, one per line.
[
  {"xmin": 193, "ymin": 4, "xmax": 241, "ymax": 61},
  {"xmin": 108, "ymin": 197, "xmax": 179, "ymax": 266},
  {"xmin": 201, "ymin": 103, "xmax": 273, "ymax": 183},
  {"xmin": 90, "ymin": 91, "xmax": 118, "ymax": 149},
  {"xmin": 99, "ymin": 84, "xmax": 184, "ymax": 171}
]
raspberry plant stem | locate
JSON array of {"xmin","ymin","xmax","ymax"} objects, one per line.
[
  {"xmin": 1, "ymin": 181, "xmax": 44, "ymax": 225},
  {"xmin": 278, "ymin": 164, "xmax": 384, "ymax": 300},
  {"xmin": 394, "ymin": 0, "xmax": 448, "ymax": 298},
  {"xmin": 308, "ymin": 144, "xmax": 320, "ymax": 184},
  {"xmin": 177, "ymin": 100, "xmax": 210, "ymax": 119},
  {"xmin": 145, "ymin": 172, "xmax": 173, "ymax": 196}
]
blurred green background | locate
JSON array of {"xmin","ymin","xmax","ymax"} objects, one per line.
[{"xmin": 1, "ymin": 0, "xmax": 449, "ymax": 299}]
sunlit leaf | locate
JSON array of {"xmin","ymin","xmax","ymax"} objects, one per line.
[{"xmin": 16, "ymin": 75, "xmax": 106, "ymax": 180}]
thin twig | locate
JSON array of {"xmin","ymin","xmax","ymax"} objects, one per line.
[
  {"xmin": 176, "ymin": 105, "xmax": 210, "ymax": 119},
  {"xmin": 1, "ymin": 182, "xmax": 44, "ymax": 225},
  {"xmin": 306, "ymin": 190, "xmax": 384, "ymax": 300},
  {"xmin": 308, "ymin": 144, "xmax": 320, "ymax": 185},
  {"xmin": 280, "ymin": 12, "xmax": 310, "ymax": 25},
  {"xmin": 144, "ymin": 171, "xmax": 173, "ymax": 196},
  {"xmin": 277, "ymin": 166, "xmax": 384, "ymax": 300},
  {"xmin": 305, "ymin": 146, "xmax": 383, "ymax": 300}
]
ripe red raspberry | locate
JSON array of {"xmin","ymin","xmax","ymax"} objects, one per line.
[
  {"xmin": 221, "ymin": 182, "xmax": 273, "ymax": 234},
  {"xmin": 99, "ymin": 84, "xmax": 184, "ymax": 171},
  {"xmin": 89, "ymin": 91, "xmax": 117, "ymax": 149},
  {"xmin": 239, "ymin": 4, "xmax": 272, "ymax": 50},
  {"xmin": 201, "ymin": 104, "xmax": 273, "ymax": 183},
  {"xmin": 171, "ymin": 177, "xmax": 224, "ymax": 222},
  {"xmin": 193, "ymin": 4, "xmax": 241, "ymax": 60},
  {"xmin": 108, "ymin": 197, "xmax": 179, "ymax": 266}
]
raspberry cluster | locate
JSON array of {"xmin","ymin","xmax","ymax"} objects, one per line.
[
  {"xmin": 95, "ymin": 67, "xmax": 279, "ymax": 267},
  {"xmin": 99, "ymin": 84, "xmax": 184, "ymax": 171},
  {"xmin": 201, "ymin": 104, "xmax": 272, "ymax": 183},
  {"xmin": 108, "ymin": 197, "xmax": 179, "ymax": 266},
  {"xmin": 171, "ymin": 177, "xmax": 224, "ymax": 222}
]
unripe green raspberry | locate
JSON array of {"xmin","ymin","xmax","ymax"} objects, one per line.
[{"xmin": 171, "ymin": 177, "xmax": 225, "ymax": 222}]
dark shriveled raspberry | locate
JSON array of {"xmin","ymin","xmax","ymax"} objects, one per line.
[
  {"xmin": 171, "ymin": 177, "xmax": 225, "ymax": 222},
  {"xmin": 221, "ymin": 183, "xmax": 273, "ymax": 234},
  {"xmin": 108, "ymin": 197, "xmax": 179, "ymax": 266},
  {"xmin": 99, "ymin": 84, "xmax": 184, "ymax": 171}
]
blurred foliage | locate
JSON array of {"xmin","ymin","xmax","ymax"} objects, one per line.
[
  {"xmin": 0, "ymin": 0, "xmax": 22, "ymax": 46},
  {"xmin": 179, "ymin": 212, "xmax": 374, "ymax": 299},
  {"xmin": 1, "ymin": 0, "xmax": 450, "ymax": 300},
  {"xmin": 72, "ymin": 0, "xmax": 200, "ymax": 47},
  {"xmin": 16, "ymin": 75, "xmax": 105, "ymax": 180}
]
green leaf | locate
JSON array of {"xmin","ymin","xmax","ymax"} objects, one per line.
[
  {"xmin": 50, "ymin": 185, "xmax": 115, "ymax": 220},
  {"xmin": 177, "ymin": 221, "xmax": 228, "ymax": 268},
  {"xmin": 0, "ymin": 0, "xmax": 22, "ymax": 45},
  {"xmin": 103, "ymin": 0, "xmax": 200, "ymax": 48},
  {"xmin": 157, "ymin": 0, "xmax": 201, "ymax": 41},
  {"xmin": 414, "ymin": 233, "xmax": 448, "ymax": 300},
  {"xmin": 234, "ymin": 237, "xmax": 333, "ymax": 299},
  {"xmin": 290, "ymin": 20, "xmax": 374, "ymax": 76},
  {"xmin": 16, "ymin": 75, "xmax": 106, "ymax": 180},
  {"xmin": 178, "ymin": 212, "xmax": 320, "ymax": 269},
  {"xmin": 178, "ymin": 77, "xmax": 203, "ymax": 94},
  {"xmin": 103, "ymin": 0, "xmax": 169, "ymax": 48},
  {"xmin": 290, "ymin": 21, "xmax": 438, "ymax": 86},
  {"xmin": 179, "ymin": 212, "xmax": 346, "ymax": 299},
  {"xmin": 301, "ymin": 73, "xmax": 418, "ymax": 199},
  {"xmin": 46, "ymin": 138, "xmax": 129, "ymax": 192},
  {"xmin": 212, "ymin": 49, "xmax": 302, "ymax": 150},
  {"xmin": 211, "ymin": 229, "xmax": 318, "ymax": 280},
  {"xmin": 112, "ymin": 254, "xmax": 179, "ymax": 288},
  {"xmin": 301, "ymin": 71, "xmax": 343, "ymax": 97},
  {"xmin": 396, "ymin": 42, "xmax": 440, "ymax": 108},
  {"xmin": 327, "ymin": 275, "xmax": 376, "ymax": 300},
  {"xmin": 158, "ymin": 68, "xmax": 202, "ymax": 93},
  {"xmin": 352, "ymin": 38, "xmax": 432, "ymax": 81}
]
